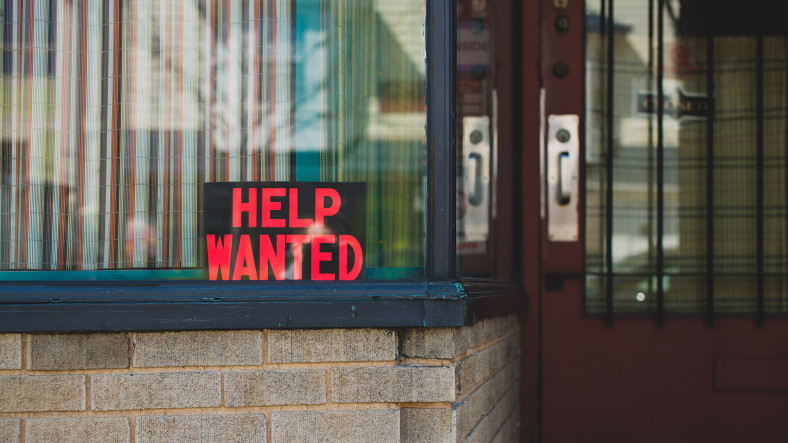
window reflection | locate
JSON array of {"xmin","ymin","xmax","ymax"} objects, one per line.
[
  {"xmin": 456, "ymin": 0, "xmax": 499, "ymax": 278},
  {"xmin": 0, "ymin": 0, "xmax": 426, "ymax": 279}
]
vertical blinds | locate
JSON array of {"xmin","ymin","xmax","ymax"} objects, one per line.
[
  {"xmin": 0, "ymin": 0, "xmax": 427, "ymax": 277},
  {"xmin": 318, "ymin": 0, "xmax": 426, "ymax": 271},
  {"xmin": 0, "ymin": 0, "xmax": 294, "ymax": 271}
]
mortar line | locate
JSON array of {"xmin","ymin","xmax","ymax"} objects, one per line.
[
  {"xmin": 265, "ymin": 410, "xmax": 272, "ymax": 443},
  {"xmin": 397, "ymin": 402, "xmax": 453, "ymax": 409},
  {"xmin": 8, "ymin": 360, "xmax": 401, "ymax": 376},
  {"xmin": 0, "ymin": 403, "xmax": 410, "ymax": 419},
  {"xmin": 398, "ymin": 358, "xmax": 455, "ymax": 366},
  {"xmin": 129, "ymin": 416, "xmax": 136, "ymax": 443}
]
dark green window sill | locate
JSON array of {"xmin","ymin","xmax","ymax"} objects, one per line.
[{"xmin": 0, "ymin": 279, "xmax": 524, "ymax": 332}]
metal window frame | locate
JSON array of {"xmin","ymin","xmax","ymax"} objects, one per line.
[{"xmin": 0, "ymin": 0, "xmax": 523, "ymax": 332}]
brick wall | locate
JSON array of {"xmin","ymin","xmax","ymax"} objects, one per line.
[{"xmin": 0, "ymin": 313, "xmax": 520, "ymax": 442}]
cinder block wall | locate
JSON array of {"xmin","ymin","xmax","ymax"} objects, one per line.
[{"xmin": 0, "ymin": 313, "xmax": 520, "ymax": 443}]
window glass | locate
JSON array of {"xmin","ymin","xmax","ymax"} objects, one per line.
[
  {"xmin": 0, "ymin": 0, "xmax": 426, "ymax": 280},
  {"xmin": 456, "ymin": 0, "xmax": 500, "ymax": 278},
  {"xmin": 585, "ymin": 0, "xmax": 788, "ymax": 314}
]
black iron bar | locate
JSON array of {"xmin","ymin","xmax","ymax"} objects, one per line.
[
  {"xmin": 581, "ymin": 271, "xmax": 788, "ymax": 278},
  {"xmin": 756, "ymin": 3, "xmax": 765, "ymax": 327},
  {"xmin": 604, "ymin": 0, "xmax": 615, "ymax": 327},
  {"xmin": 705, "ymin": 0, "xmax": 715, "ymax": 326},
  {"xmin": 785, "ymin": 1, "xmax": 788, "ymax": 314},
  {"xmin": 647, "ymin": 0, "xmax": 656, "ymax": 316},
  {"xmin": 656, "ymin": 0, "xmax": 665, "ymax": 326}
]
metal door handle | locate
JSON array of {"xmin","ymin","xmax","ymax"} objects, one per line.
[
  {"xmin": 558, "ymin": 151, "xmax": 573, "ymax": 205},
  {"xmin": 468, "ymin": 152, "xmax": 483, "ymax": 206}
]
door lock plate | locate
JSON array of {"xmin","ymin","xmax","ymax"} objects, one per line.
[{"xmin": 547, "ymin": 114, "xmax": 579, "ymax": 241}]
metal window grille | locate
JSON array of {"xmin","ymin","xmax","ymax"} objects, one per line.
[{"xmin": 585, "ymin": 0, "xmax": 788, "ymax": 324}]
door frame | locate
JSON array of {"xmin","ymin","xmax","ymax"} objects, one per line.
[{"xmin": 519, "ymin": 0, "xmax": 545, "ymax": 440}]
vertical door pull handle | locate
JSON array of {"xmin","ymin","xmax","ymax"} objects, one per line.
[
  {"xmin": 558, "ymin": 151, "xmax": 573, "ymax": 205},
  {"xmin": 468, "ymin": 152, "xmax": 484, "ymax": 206}
]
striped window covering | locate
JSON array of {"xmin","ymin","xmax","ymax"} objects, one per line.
[
  {"xmin": 585, "ymin": 0, "xmax": 788, "ymax": 314},
  {"xmin": 317, "ymin": 0, "xmax": 427, "ymax": 273},
  {"xmin": 0, "ymin": 0, "xmax": 427, "ymax": 278}
]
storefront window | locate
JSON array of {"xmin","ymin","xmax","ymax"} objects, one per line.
[{"xmin": 0, "ymin": 0, "xmax": 426, "ymax": 280}]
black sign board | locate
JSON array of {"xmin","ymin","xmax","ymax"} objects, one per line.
[
  {"xmin": 203, "ymin": 182, "xmax": 366, "ymax": 281},
  {"xmin": 637, "ymin": 88, "xmax": 711, "ymax": 120}
]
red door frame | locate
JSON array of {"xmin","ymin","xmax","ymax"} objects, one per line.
[
  {"xmin": 519, "ymin": 0, "xmax": 544, "ymax": 440},
  {"xmin": 521, "ymin": 1, "xmax": 788, "ymax": 441}
]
